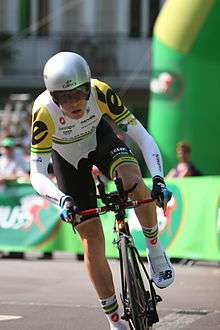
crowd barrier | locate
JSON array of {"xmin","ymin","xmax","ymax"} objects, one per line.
[{"xmin": 0, "ymin": 177, "xmax": 219, "ymax": 261}]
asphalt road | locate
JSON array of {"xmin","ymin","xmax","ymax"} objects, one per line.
[{"xmin": 0, "ymin": 253, "xmax": 219, "ymax": 330}]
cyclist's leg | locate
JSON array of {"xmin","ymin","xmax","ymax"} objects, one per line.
[
  {"xmin": 76, "ymin": 220, "xmax": 127, "ymax": 329},
  {"xmin": 92, "ymin": 119, "xmax": 154, "ymax": 228},
  {"xmin": 93, "ymin": 126, "xmax": 157, "ymax": 230},
  {"xmin": 111, "ymin": 162, "xmax": 175, "ymax": 289},
  {"xmin": 76, "ymin": 218, "xmax": 115, "ymax": 298},
  {"xmin": 52, "ymin": 150, "xmax": 127, "ymax": 329},
  {"xmin": 112, "ymin": 162, "xmax": 157, "ymax": 227},
  {"xmin": 94, "ymin": 119, "xmax": 174, "ymax": 289}
]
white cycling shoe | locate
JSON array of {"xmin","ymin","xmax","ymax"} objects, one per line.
[{"xmin": 148, "ymin": 251, "xmax": 175, "ymax": 289}]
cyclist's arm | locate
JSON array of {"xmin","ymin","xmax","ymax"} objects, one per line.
[
  {"xmin": 30, "ymin": 105, "xmax": 64, "ymax": 205},
  {"xmin": 30, "ymin": 154, "xmax": 64, "ymax": 205},
  {"xmin": 93, "ymin": 79, "xmax": 164, "ymax": 178},
  {"xmin": 120, "ymin": 118, "xmax": 164, "ymax": 178}
]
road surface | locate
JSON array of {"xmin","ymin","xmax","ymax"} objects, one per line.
[{"xmin": 0, "ymin": 253, "xmax": 219, "ymax": 329}]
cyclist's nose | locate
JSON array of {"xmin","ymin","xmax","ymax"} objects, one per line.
[
  {"xmin": 62, "ymin": 97, "xmax": 82, "ymax": 108},
  {"xmin": 65, "ymin": 95, "xmax": 81, "ymax": 104},
  {"xmin": 61, "ymin": 99, "xmax": 87, "ymax": 112}
]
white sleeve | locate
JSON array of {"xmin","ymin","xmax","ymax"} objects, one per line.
[
  {"xmin": 30, "ymin": 153, "xmax": 64, "ymax": 206},
  {"xmin": 126, "ymin": 120, "xmax": 164, "ymax": 178}
]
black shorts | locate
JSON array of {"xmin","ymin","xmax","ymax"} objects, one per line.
[{"xmin": 52, "ymin": 118, "xmax": 138, "ymax": 211}]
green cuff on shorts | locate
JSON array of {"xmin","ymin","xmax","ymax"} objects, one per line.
[{"xmin": 109, "ymin": 155, "xmax": 138, "ymax": 178}]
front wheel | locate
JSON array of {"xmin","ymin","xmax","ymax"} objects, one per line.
[{"xmin": 120, "ymin": 237, "xmax": 151, "ymax": 330}]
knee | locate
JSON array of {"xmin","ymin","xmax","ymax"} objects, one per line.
[
  {"xmin": 116, "ymin": 170, "xmax": 141, "ymax": 192},
  {"xmin": 77, "ymin": 218, "xmax": 104, "ymax": 242},
  {"xmin": 128, "ymin": 177, "xmax": 150, "ymax": 199},
  {"xmin": 114, "ymin": 163, "xmax": 149, "ymax": 198},
  {"xmin": 120, "ymin": 174, "xmax": 149, "ymax": 200}
]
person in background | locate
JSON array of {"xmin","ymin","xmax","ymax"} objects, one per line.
[
  {"xmin": 166, "ymin": 141, "xmax": 202, "ymax": 178},
  {"xmin": 0, "ymin": 136, "xmax": 29, "ymax": 184},
  {"xmin": 0, "ymin": 136, "xmax": 29, "ymax": 259},
  {"xmin": 166, "ymin": 140, "xmax": 202, "ymax": 265}
]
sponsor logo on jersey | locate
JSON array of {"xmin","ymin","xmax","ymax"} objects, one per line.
[
  {"xmin": 118, "ymin": 123, "xmax": 128, "ymax": 132},
  {"xmin": 58, "ymin": 124, "xmax": 75, "ymax": 135},
  {"xmin": 31, "ymin": 156, "xmax": 42, "ymax": 163},
  {"xmin": 80, "ymin": 114, "xmax": 95, "ymax": 124},
  {"xmin": 59, "ymin": 125, "xmax": 75, "ymax": 131},
  {"xmin": 111, "ymin": 313, "xmax": 119, "ymax": 322},
  {"xmin": 81, "ymin": 119, "xmax": 98, "ymax": 129},
  {"xmin": 61, "ymin": 130, "xmax": 72, "ymax": 136},
  {"xmin": 110, "ymin": 147, "xmax": 128, "ymax": 158},
  {"xmin": 152, "ymin": 153, "xmax": 162, "ymax": 172},
  {"xmin": 96, "ymin": 85, "xmax": 125, "ymax": 115},
  {"xmin": 150, "ymin": 238, "xmax": 158, "ymax": 245},
  {"xmin": 127, "ymin": 117, "xmax": 137, "ymax": 126},
  {"xmin": 32, "ymin": 120, "xmax": 48, "ymax": 145},
  {"xmin": 59, "ymin": 116, "xmax": 66, "ymax": 125}
]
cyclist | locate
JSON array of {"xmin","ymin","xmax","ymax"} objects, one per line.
[{"xmin": 30, "ymin": 52, "xmax": 175, "ymax": 330}]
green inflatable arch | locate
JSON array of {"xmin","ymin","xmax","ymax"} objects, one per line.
[{"xmin": 148, "ymin": 0, "xmax": 220, "ymax": 175}]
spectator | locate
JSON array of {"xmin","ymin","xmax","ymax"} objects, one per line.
[
  {"xmin": 166, "ymin": 141, "xmax": 202, "ymax": 178},
  {"xmin": 166, "ymin": 141, "xmax": 201, "ymax": 265},
  {"xmin": 0, "ymin": 136, "xmax": 29, "ymax": 184},
  {"xmin": 0, "ymin": 136, "xmax": 29, "ymax": 259}
]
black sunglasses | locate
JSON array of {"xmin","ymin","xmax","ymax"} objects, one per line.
[{"xmin": 51, "ymin": 82, "xmax": 91, "ymax": 104}]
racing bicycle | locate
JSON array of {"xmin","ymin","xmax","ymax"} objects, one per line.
[{"xmin": 76, "ymin": 173, "xmax": 162, "ymax": 329}]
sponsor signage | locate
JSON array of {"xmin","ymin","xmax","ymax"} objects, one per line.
[{"xmin": 0, "ymin": 177, "xmax": 220, "ymax": 262}]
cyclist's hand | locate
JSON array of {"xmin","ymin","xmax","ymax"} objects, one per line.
[
  {"xmin": 59, "ymin": 196, "xmax": 78, "ymax": 223},
  {"xmin": 151, "ymin": 176, "xmax": 172, "ymax": 210}
]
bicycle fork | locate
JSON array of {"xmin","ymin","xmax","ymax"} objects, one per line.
[{"xmin": 115, "ymin": 235, "xmax": 162, "ymax": 328}]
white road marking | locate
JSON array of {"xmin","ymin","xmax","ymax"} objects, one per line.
[{"xmin": 0, "ymin": 315, "xmax": 23, "ymax": 321}]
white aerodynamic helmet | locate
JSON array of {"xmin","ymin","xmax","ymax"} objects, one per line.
[{"xmin": 43, "ymin": 52, "xmax": 91, "ymax": 92}]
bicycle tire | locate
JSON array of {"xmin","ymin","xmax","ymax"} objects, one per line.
[{"xmin": 120, "ymin": 236, "xmax": 151, "ymax": 330}]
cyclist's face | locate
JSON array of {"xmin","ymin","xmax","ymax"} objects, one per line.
[
  {"xmin": 51, "ymin": 83, "xmax": 90, "ymax": 119},
  {"xmin": 61, "ymin": 98, "xmax": 88, "ymax": 119}
]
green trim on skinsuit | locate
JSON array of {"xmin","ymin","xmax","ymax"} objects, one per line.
[
  {"xmin": 31, "ymin": 146, "xmax": 52, "ymax": 151},
  {"xmin": 102, "ymin": 302, "xmax": 119, "ymax": 314},
  {"xmin": 154, "ymin": 0, "xmax": 215, "ymax": 53},
  {"xmin": 109, "ymin": 156, "xmax": 138, "ymax": 179},
  {"xmin": 52, "ymin": 128, "xmax": 96, "ymax": 145},
  {"xmin": 31, "ymin": 151, "xmax": 51, "ymax": 155},
  {"xmin": 31, "ymin": 147, "xmax": 52, "ymax": 155},
  {"xmin": 114, "ymin": 110, "xmax": 131, "ymax": 124}
]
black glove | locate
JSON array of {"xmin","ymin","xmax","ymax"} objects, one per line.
[
  {"xmin": 151, "ymin": 176, "xmax": 172, "ymax": 208},
  {"xmin": 59, "ymin": 195, "xmax": 78, "ymax": 223}
]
